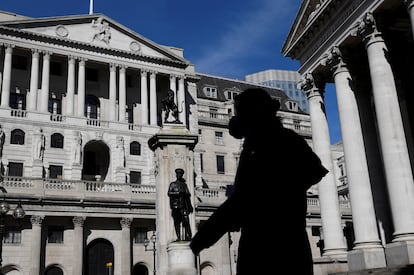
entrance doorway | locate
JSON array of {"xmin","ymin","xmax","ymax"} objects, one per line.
[
  {"xmin": 82, "ymin": 140, "xmax": 110, "ymax": 181},
  {"xmin": 86, "ymin": 238, "xmax": 114, "ymax": 275}
]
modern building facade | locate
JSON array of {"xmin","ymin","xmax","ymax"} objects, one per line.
[
  {"xmin": 0, "ymin": 9, "xmax": 350, "ymax": 275},
  {"xmin": 244, "ymin": 69, "xmax": 310, "ymax": 113},
  {"xmin": 283, "ymin": 0, "xmax": 414, "ymax": 273}
]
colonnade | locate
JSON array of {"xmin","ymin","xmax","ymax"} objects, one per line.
[
  {"xmin": 0, "ymin": 44, "xmax": 187, "ymax": 126},
  {"xmin": 298, "ymin": 11, "xmax": 414, "ymax": 269}
]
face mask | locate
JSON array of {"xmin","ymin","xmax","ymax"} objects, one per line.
[{"xmin": 228, "ymin": 116, "xmax": 245, "ymax": 139}]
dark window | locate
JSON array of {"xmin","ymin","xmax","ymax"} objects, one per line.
[
  {"xmin": 8, "ymin": 162, "xmax": 23, "ymax": 177},
  {"xmin": 86, "ymin": 68, "xmax": 99, "ymax": 82},
  {"xmin": 48, "ymin": 226, "xmax": 64, "ymax": 243},
  {"xmin": 12, "ymin": 55, "xmax": 28, "ymax": 70},
  {"xmin": 50, "ymin": 61, "xmax": 63, "ymax": 76},
  {"xmin": 10, "ymin": 129, "xmax": 25, "ymax": 145},
  {"xmin": 45, "ymin": 266, "xmax": 64, "ymax": 275},
  {"xmin": 85, "ymin": 95, "xmax": 100, "ymax": 119},
  {"xmin": 10, "ymin": 93, "xmax": 26, "ymax": 110},
  {"xmin": 133, "ymin": 227, "xmax": 147, "ymax": 244},
  {"xmin": 49, "ymin": 165, "xmax": 63, "ymax": 179},
  {"xmin": 130, "ymin": 171, "xmax": 141, "ymax": 184},
  {"xmin": 4, "ymin": 226, "xmax": 21, "ymax": 243},
  {"xmin": 50, "ymin": 133, "xmax": 64, "ymax": 148},
  {"xmin": 130, "ymin": 142, "xmax": 141, "ymax": 156},
  {"xmin": 48, "ymin": 98, "xmax": 62, "ymax": 115},
  {"xmin": 200, "ymin": 153, "xmax": 204, "ymax": 173},
  {"xmin": 216, "ymin": 155, "xmax": 225, "ymax": 174}
]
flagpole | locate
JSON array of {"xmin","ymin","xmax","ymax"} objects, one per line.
[{"xmin": 89, "ymin": 0, "xmax": 94, "ymax": 15}]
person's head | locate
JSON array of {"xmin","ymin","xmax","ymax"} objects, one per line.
[
  {"xmin": 229, "ymin": 88, "xmax": 280, "ymax": 139},
  {"xmin": 175, "ymin": 168, "xmax": 184, "ymax": 178}
]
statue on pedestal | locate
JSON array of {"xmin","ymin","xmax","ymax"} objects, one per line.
[
  {"xmin": 168, "ymin": 168, "xmax": 193, "ymax": 241},
  {"xmin": 161, "ymin": 89, "xmax": 182, "ymax": 124}
]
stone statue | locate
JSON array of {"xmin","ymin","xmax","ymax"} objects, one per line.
[
  {"xmin": 116, "ymin": 136, "xmax": 125, "ymax": 167},
  {"xmin": 161, "ymin": 89, "xmax": 181, "ymax": 123},
  {"xmin": 33, "ymin": 129, "xmax": 46, "ymax": 161},
  {"xmin": 168, "ymin": 168, "xmax": 193, "ymax": 241},
  {"xmin": 0, "ymin": 125, "xmax": 5, "ymax": 159},
  {"xmin": 73, "ymin": 132, "xmax": 83, "ymax": 164},
  {"xmin": 91, "ymin": 17, "xmax": 111, "ymax": 45}
]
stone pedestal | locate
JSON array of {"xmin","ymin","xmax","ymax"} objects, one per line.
[
  {"xmin": 32, "ymin": 160, "xmax": 43, "ymax": 178},
  {"xmin": 167, "ymin": 242, "xmax": 197, "ymax": 275},
  {"xmin": 71, "ymin": 164, "xmax": 82, "ymax": 180},
  {"xmin": 347, "ymin": 247, "xmax": 386, "ymax": 271},
  {"xmin": 385, "ymin": 241, "xmax": 414, "ymax": 267},
  {"xmin": 148, "ymin": 124, "xmax": 198, "ymax": 275}
]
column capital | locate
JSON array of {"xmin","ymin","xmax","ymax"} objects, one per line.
[
  {"xmin": 119, "ymin": 64, "xmax": 128, "ymax": 71},
  {"xmin": 405, "ymin": 0, "xmax": 414, "ymax": 10},
  {"xmin": 42, "ymin": 50, "xmax": 53, "ymax": 57},
  {"xmin": 78, "ymin": 57, "xmax": 88, "ymax": 64},
  {"xmin": 320, "ymin": 46, "xmax": 348, "ymax": 75},
  {"xmin": 149, "ymin": 70, "xmax": 158, "ymax": 76},
  {"xmin": 110, "ymin": 63, "xmax": 118, "ymax": 71},
  {"xmin": 73, "ymin": 216, "xmax": 85, "ymax": 227},
  {"xmin": 30, "ymin": 215, "xmax": 44, "ymax": 226},
  {"xmin": 350, "ymin": 12, "xmax": 383, "ymax": 46},
  {"xmin": 31, "ymin": 49, "xmax": 41, "ymax": 56},
  {"xmin": 140, "ymin": 69, "xmax": 149, "ymax": 76},
  {"xmin": 68, "ymin": 55, "xmax": 76, "ymax": 62},
  {"xmin": 4, "ymin": 44, "xmax": 14, "ymax": 53},
  {"xmin": 297, "ymin": 73, "xmax": 325, "ymax": 100},
  {"xmin": 120, "ymin": 217, "xmax": 132, "ymax": 228}
]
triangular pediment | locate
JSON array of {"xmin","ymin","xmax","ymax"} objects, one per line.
[{"xmin": 0, "ymin": 13, "xmax": 188, "ymax": 64}]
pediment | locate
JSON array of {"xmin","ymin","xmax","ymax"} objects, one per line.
[{"xmin": 0, "ymin": 14, "xmax": 187, "ymax": 64}]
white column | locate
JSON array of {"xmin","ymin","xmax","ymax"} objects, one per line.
[
  {"xmin": 66, "ymin": 56, "xmax": 76, "ymax": 116},
  {"xmin": 120, "ymin": 218, "xmax": 132, "ymax": 275},
  {"xmin": 72, "ymin": 216, "xmax": 85, "ymax": 275},
  {"xmin": 298, "ymin": 73, "xmax": 347, "ymax": 258},
  {"xmin": 109, "ymin": 63, "xmax": 117, "ymax": 121},
  {"xmin": 119, "ymin": 65, "xmax": 127, "ymax": 122},
  {"xmin": 30, "ymin": 215, "xmax": 43, "ymax": 275},
  {"xmin": 1, "ymin": 44, "xmax": 13, "ymax": 108},
  {"xmin": 149, "ymin": 71, "xmax": 158, "ymax": 126},
  {"xmin": 177, "ymin": 77, "xmax": 186, "ymax": 125},
  {"xmin": 140, "ymin": 70, "xmax": 149, "ymax": 125},
  {"xmin": 77, "ymin": 58, "xmax": 86, "ymax": 117},
  {"xmin": 355, "ymin": 13, "xmax": 414, "ymax": 242},
  {"xmin": 169, "ymin": 75, "xmax": 176, "ymax": 94},
  {"xmin": 40, "ymin": 51, "xmax": 51, "ymax": 113},
  {"xmin": 405, "ymin": 1, "xmax": 414, "ymax": 37},
  {"xmin": 28, "ymin": 49, "xmax": 40, "ymax": 111}
]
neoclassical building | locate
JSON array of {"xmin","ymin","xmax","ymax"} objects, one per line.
[
  {"xmin": 0, "ymin": 9, "xmax": 350, "ymax": 275},
  {"xmin": 283, "ymin": 0, "xmax": 414, "ymax": 273}
]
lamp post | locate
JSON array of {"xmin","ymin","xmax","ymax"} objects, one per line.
[
  {"xmin": 144, "ymin": 231, "xmax": 157, "ymax": 275},
  {"xmin": 0, "ymin": 200, "xmax": 25, "ymax": 275}
]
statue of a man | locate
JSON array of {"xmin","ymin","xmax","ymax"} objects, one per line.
[
  {"xmin": 168, "ymin": 168, "xmax": 193, "ymax": 241},
  {"xmin": 33, "ymin": 129, "xmax": 46, "ymax": 161}
]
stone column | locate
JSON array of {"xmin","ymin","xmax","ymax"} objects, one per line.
[
  {"xmin": 352, "ymin": 12, "xmax": 414, "ymax": 266},
  {"xmin": 169, "ymin": 75, "xmax": 177, "ymax": 93},
  {"xmin": 140, "ymin": 70, "xmax": 149, "ymax": 125},
  {"xmin": 77, "ymin": 58, "xmax": 86, "ymax": 117},
  {"xmin": 322, "ymin": 46, "xmax": 385, "ymax": 270},
  {"xmin": 405, "ymin": 1, "xmax": 414, "ymax": 37},
  {"xmin": 149, "ymin": 71, "xmax": 158, "ymax": 126},
  {"xmin": 72, "ymin": 216, "xmax": 85, "ymax": 275},
  {"xmin": 298, "ymin": 73, "xmax": 347, "ymax": 259},
  {"xmin": 120, "ymin": 217, "xmax": 132, "ymax": 275},
  {"xmin": 28, "ymin": 49, "xmax": 40, "ymax": 111},
  {"xmin": 30, "ymin": 215, "xmax": 43, "ymax": 275},
  {"xmin": 1, "ymin": 44, "xmax": 13, "ymax": 108},
  {"xmin": 109, "ymin": 63, "xmax": 117, "ymax": 121},
  {"xmin": 40, "ymin": 51, "xmax": 51, "ymax": 113},
  {"xmin": 66, "ymin": 56, "xmax": 76, "ymax": 116},
  {"xmin": 119, "ymin": 65, "xmax": 127, "ymax": 122},
  {"xmin": 177, "ymin": 77, "xmax": 186, "ymax": 125}
]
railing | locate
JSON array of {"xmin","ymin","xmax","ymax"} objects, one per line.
[
  {"xmin": 282, "ymin": 121, "xmax": 312, "ymax": 135},
  {"xmin": 86, "ymin": 118, "xmax": 110, "ymax": 128},
  {"xmin": 50, "ymin": 114, "xmax": 65, "ymax": 122},
  {"xmin": 198, "ymin": 110, "xmax": 230, "ymax": 125},
  {"xmin": 10, "ymin": 109, "xmax": 27, "ymax": 118}
]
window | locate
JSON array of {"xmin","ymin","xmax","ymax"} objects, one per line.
[
  {"xmin": 130, "ymin": 171, "xmax": 141, "ymax": 184},
  {"xmin": 134, "ymin": 227, "xmax": 147, "ymax": 244},
  {"xmin": 10, "ymin": 93, "xmax": 25, "ymax": 110},
  {"xmin": 48, "ymin": 98, "xmax": 62, "ymax": 115},
  {"xmin": 209, "ymin": 107, "xmax": 218, "ymax": 119},
  {"xmin": 215, "ymin": 131, "xmax": 224, "ymax": 145},
  {"xmin": 85, "ymin": 95, "xmax": 100, "ymax": 119},
  {"xmin": 204, "ymin": 86, "xmax": 217, "ymax": 98},
  {"xmin": 285, "ymin": 101, "xmax": 298, "ymax": 112},
  {"xmin": 50, "ymin": 61, "xmax": 63, "ymax": 76},
  {"xmin": 200, "ymin": 153, "xmax": 204, "ymax": 173},
  {"xmin": 4, "ymin": 226, "xmax": 21, "ymax": 244},
  {"xmin": 86, "ymin": 68, "xmax": 99, "ymax": 82},
  {"xmin": 50, "ymin": 133, "xmax": 64, "ymax": 148},
  {"xmin": 49, "ymin": 165, "xmax": 63, "ymax": 179},
  {"xmin": 198, "ymin": 129, "xmax": 202, "ymax": 143},
  {"xmin": 8, "ymin": 162, "xmax": 23, "ymax": 177},
  {"xmin": 11, "ymin": 129, "xmax": 25, "ymax": 145},
  {"xmin": 48, "ymin": 226, "xmax": 64, "ymax": 243},
  {"xmin": 130, "ymin": 142, "xmax": 141, "ymax": 156},
  {"xmin": 12, "ymin": 55, "xmax": 28, "ymax": 70},
  {"xmin": 225, "ymin": 90, "xmax": 239, "ymax": 100},
  {"xmin": 216, "ymin": 155, "xmax": 225, "ymax": 174}
]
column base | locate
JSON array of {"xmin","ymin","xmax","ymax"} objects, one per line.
[
  {"xmin": 167, "ymin": 241, "xmax": 197, "ymax": 275},
  {"xmin": 347, "ymin": 246, "xmax": 386, "ymax": 271},
  {"xmin": 385, "ymin": 240, "xmax": 414, "ymax": 267}
]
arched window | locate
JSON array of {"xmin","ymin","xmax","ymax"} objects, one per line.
[
  {"xmin": 85, "ymin": 95, "xmax": 100, "ymax": 119},
  {"xmin": 51, "ymin": 133, "xmax": 64, "ymax": 148},
  {"xmin": 44, "ymin": 265, "xmax": 63, "ymax": 275},
  {"xmin": 10, "ymin": 129, "xmax": 25, "ymax": 145},
  {"xmin": 132, "ymin": 263, "xmax": 149, "ymax": 275},
  {"xmin": 130, "ymin": 141, "xmax": 141, "ymax": 156}
]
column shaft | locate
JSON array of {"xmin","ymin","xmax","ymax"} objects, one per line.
[
  {"xmin": 77, "ymin": 59, "xmax": 86, "ymax": 117},
  {"xmin": 66, "ymin": 56, "xmax": 76, "ymax": 116},
  {"xmin": 40, "ymin": 52, "xmax": 51, "ymax": 113},
  {"xmin": 30, "ymin": 216, "xmax": 43, "ymax": 275},
  {"xmin": 109, "ymin": 64, "xmax": 117, "ymax": 121},
  {"xmin": 140, "ymin": 70, "xmax": 149, "ymax": 125},
  {"xmin": 149, "ymin": 72, "xmax": 157, "ymax": 126},
  {"xmin": 177, "ymin": 77, "xmax": 186, "ymax": 125},
  {"xmin": 28, "ymin": 50, "xmax": 40, "ymax": 111},
  {"xmin": 72, "ymin": 217, "xmax": 84, "ymax": 275},
  {"xmin": 120, "ymin": 218, "xmax": 132, "ymax": 275},
  {"xmin": 1, "ymin": 45, "xmax": 13, "ymax": 108},
  {"xmin": 119, "ymin": 66, "xmax": 127, "ymax": 122},
  {"xmin": 406, "ymin": 1, "xmax": 414, "ymax": 37}
]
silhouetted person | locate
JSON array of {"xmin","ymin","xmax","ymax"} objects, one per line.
[
  {"xmin": 168, "ymin": 168, "xmax": 193, "ymax": 241},
  {"xmin": 190, "ymin": 88, "xmax": 328, "ymax": 275}
]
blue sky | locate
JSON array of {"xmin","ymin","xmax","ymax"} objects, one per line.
[{"xmin": 0, "ymin": 0, "xmax": 341, "ymax": 143}]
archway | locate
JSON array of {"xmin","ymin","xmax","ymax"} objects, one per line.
[
  {"xmin": 86, "ymin": 238, "xmax": 114, "ymax": 275},
  {"xmin": 132, "ymin": 263, "xmax": 149, "ymax": 275},
  {"xmin": 44, "ymin": 265, "xmax": 63, "ymax": 275},
  {"xmin": 82, "ymin": 140, "xmax": 110, "ymax": 181}
]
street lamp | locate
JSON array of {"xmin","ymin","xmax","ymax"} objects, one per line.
[
  {"xmin": 144, "ymin": 231, "xmax": 157, "ymax": 275},
  {"xmin": 0, "ymin": 200, "xmax": 25, "ymax": 275}
]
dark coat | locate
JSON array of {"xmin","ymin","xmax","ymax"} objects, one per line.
[{"xmin": 190, "ymin": 124, "xmax": 328, "ymax": 275}]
